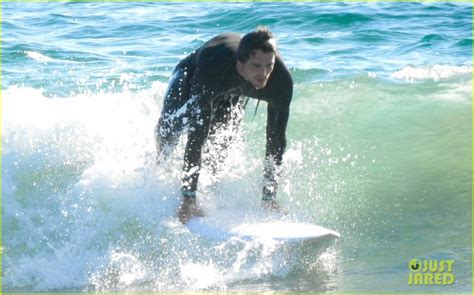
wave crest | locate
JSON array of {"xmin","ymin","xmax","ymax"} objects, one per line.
[{"xmin": 391, "ymin": 65, "xmax": 471, "ymax": 82}]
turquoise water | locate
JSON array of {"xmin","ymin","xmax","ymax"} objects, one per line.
[{"xmin": 2, "ymin": 2, "xmax": 472, "ymax": 292}]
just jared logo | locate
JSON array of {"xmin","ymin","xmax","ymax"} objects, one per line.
[{"xmin": 408, "ymin": 259, "xmax": 455, "ymax": 286}]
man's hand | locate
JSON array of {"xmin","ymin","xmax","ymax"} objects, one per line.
[{"xmin": 177, "ymin": 197, "xmax": 205, "ymax": 224}]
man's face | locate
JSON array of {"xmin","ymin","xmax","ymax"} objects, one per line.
[{"xmin": 238, "ymin": 50, "xmax": 276, "ymax": 89}]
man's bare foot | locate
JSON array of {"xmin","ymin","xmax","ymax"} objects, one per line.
[{"xmin": 177, "ymin": 197, "xmax": 205, "ymax": 224}]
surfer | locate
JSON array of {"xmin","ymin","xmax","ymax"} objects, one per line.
[{"xmin": 155, "ymin": 27, "xmax": 293, "ymax": 223}]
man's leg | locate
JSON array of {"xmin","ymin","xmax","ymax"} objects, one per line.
[{"xmin": 155, "ymin": 67, "xmax": 191, "ymax": 162}]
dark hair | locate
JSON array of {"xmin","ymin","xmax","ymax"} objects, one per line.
[{"xmin": 236, "ymin": 26, "xmax": 277, "ymax": 63}]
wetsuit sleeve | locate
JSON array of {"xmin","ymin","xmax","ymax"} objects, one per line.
[
  {"xmin": 263, "ymin": 103, "xmax": 290, "ymax": 200},
  {"xmin": 266, "ymin": 104, "xmax": 289, "ymax": 165},
  {"xmin": 181, "ymin": 98, "xmax": 212, "ymax": 195},
  {"xmin": 177, "ymin": 37, "xmax": 237, "ymax": 197},
  {"xmin": 180, "ymin": 55, "xmax": 216, "ymax": 195},
  {"xmin": 261, "ymin": 58, "xmax": 293, "ymax": 200}
]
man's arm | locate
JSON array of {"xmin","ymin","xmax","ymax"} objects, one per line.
[
  {"xmin": 260, "ymin": 56, "xmax": 293, "ymax": 202},
  {"xmin": 176, "ymin": 98, "xmax": 211, "ymax": 223},
  {"xmin": 181, "ymin": 99, "xmax": 212, "ymax": 195},
  {"xmin": 263, "ymin": 105, "xmax": 290, "ymax": 200}
]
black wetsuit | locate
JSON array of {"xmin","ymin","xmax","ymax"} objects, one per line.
[{"xmin": 155, "ymin": 32, "xmax": 293, "ymax": 199}]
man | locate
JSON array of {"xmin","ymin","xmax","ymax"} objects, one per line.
[{"xmin": 155, "ymin": 27, "xmax": 293, "ymax": 223}]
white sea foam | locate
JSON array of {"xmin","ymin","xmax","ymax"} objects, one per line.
[
  {"xmin": 2, "ymin": 85, "xmax": 173, "ymax": 291},
  {"xmin": 3, "ymin": 85, "xmax": 326, "ymax": 292},
  {"xmin": 25, "ymin": 51, "xmax": 55, "ymax": 62},
  {"xmin": 391, "ymin": 65, "xmax": 471, "ymax": 82}
]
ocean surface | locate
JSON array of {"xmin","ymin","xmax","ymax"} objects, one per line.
[{"xmin": 2, "ymin": 2, "xmax": 472, "ymax": 293}]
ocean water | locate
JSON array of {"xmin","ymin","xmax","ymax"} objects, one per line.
[{"xmin": 2, "ymin": 2, "xmax": 472, "ymax": 293}]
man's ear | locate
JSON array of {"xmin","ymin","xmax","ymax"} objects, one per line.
[{"xmin": 236, "ymin": 60, "xmax": 244, "ymax": 75}]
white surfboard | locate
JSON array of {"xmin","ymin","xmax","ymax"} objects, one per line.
[{"xmin": 186, "ymin": 218, "xmax": 340, "ymax": 243}]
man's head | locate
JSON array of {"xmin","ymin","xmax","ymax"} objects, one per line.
[{"xmin": 236, "ymin": 27, "xmax": 277, "ymax": 89}]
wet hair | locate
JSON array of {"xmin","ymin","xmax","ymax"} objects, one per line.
[{"xmin": 236, "ymin": 26, "xmax": 277, "ymax": 63}]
